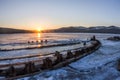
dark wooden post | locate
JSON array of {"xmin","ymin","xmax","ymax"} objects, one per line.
[
  {"xmin": 66, "ymin": 50, "xmax": 73, "ymax": 59},
  {"xmin": 93, "ymin": 35, "xmax": 96, "ymax": 40},
  {"xmin": 54, "ymin": 51, "xmax": 63, "ymax": 64},
  {"xmin": 91, "ymin": 35, "xmax": 96, "ymax": 41},
  {"xmin": 83, "ymin": 42, "xmax": 86, "ymax": 47},
  {"xmin": 6, "ymin": 66, "xmax": 16, "ymax": 77},
  {"xmin": 28, "ymin": 41, "xmax": 30, "ymax": 44},
  {"xmin": 30, "ymin": 62, "xmax": 36, "ymax": 72},
  {"xmin": 74, "ymin": 50, "xmax": 80, "ymax": 58},
  {"xmin": 42, "ymin": 57, "xmax": 52, "ymax": 69},
  {"xmin": 41, "ymin": 40, "xmax": 43, "ymax": 44},
  {"xmin": 45, "ymin": 40, "xmax": 48, "ymax": 44},
  {"xmin": 24, "ymin": 62, "xmax": 30, "ymax": 74}
]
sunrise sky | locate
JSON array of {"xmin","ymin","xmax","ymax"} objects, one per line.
[{"xmin": 0, "ymin": 0, "xmax": 120, "ymax": 30}]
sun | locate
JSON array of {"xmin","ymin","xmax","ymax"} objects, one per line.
[
  {"xmin": 36, "ymin": 28, "xmax": 42, "ymax": 33},
  {"xmin": 37, "ymin": 29, "xmax": 41, "ymax": 32}
]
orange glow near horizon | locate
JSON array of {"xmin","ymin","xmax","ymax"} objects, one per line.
[
  {"xmin": 37, "ymin": 29, "xmax": 41, "ymax": 32},
  {"xmin": 36, "ymin": 27, "xmax": 43, "ymax": 33}
]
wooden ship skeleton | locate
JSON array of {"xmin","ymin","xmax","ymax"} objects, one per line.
[{"xmin": 0, "ymin": 37, "xmax": 101, "ymax": 80}]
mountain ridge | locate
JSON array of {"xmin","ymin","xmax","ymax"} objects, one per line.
[
  {"xmin": 41, "ymin": 26, "xmax": 120, "ymax": 34},
  {"xmin": 0, "ymin": 27, "xmax": 34, "ymax": 34},
  {"xmin": 0, "ymin": 26, "xmax": 120, "ymax": 34}
]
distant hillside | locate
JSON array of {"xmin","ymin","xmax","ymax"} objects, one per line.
[
  {"xmin": 1, "ymin": 26, "xmax": 120, "ymax": 34},
  {"xmin": 41, "ymin": 26, "xmax": 120, "ymax": 34},
  {"xmin": 0, "ymin": 27, "xmax": 34, "ymax": 34}
]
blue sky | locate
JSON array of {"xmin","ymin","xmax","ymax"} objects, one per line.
[{"xmin": 0, "ymin": 0, "xmax": 120, "ymax": 30}]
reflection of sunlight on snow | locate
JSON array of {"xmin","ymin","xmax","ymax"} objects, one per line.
[
  {"xmin": 37, "ymin": 44, "xmax": 41, "ymax": 48},
  {"xmin": 37, "ymin": 33, "xmax": 41, "ymax": 38},
  {"xmin": 37, "ymin": 32, "xmax": 41, "ymax": 42}
]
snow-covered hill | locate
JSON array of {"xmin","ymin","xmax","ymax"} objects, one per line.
[{"xmin": 51, "ymin": 26, "xmax": 120, "ymax": 34}]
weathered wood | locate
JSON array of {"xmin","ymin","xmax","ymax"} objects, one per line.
[
  {"xmin": 66, "ymin": 51, "xmax": 73, "ymax": 59},
  {"xmin": 0, "ymin": 40, "xmax": 101, "ymax": 79},
  {"xmin": 41, "ymin": 57, "xmax": 53, "ymax": 69},
  {"xmin": 54, "ymin": 51, "xmax": 63, "ymax": 64}
]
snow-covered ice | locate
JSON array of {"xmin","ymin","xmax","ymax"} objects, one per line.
[{"xmin": 17, "ymin": 40, "xmax": 120, "ymax": 80}]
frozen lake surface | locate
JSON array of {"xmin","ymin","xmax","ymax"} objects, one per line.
[{"xmin": 0, "ymin": 33, "xmax": 120, "ymax": 80}]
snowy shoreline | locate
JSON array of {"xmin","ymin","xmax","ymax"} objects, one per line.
[{"xmin": 17, "ymin": 40, "xmax": 120, "ymax": 80}]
